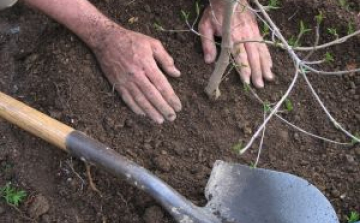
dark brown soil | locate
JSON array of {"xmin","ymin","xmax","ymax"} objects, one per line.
[{"xmin": 0, "ymin": 0, "xmax": 359, "ymax": 222}]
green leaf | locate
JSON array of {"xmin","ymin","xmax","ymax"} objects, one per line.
[
  {"xmin": 195, "ymin": 1, "xmax": 200, "ymax": 16},
  {"xmin": 324, "ymin": 52, "xmax": 334, "ymax": 63},
  {"xmin": 249, "ymin": 162, "xmax": 256, "ymax": 169},
  {"xmin": 262, "ymin": 23, "xmax": 270, "ymax": 37},
  {"xmin": 315, "ymin": 12, "xmax": 325, "ymax": 25},
  {"xmin": 267, "ymin": 0, "xmax": 280, "ymax": 9},
  {"xmin": 233, "ymin": 142, "xmax": 244, "ymax": 153},
  {"xmin": 243, "ymin": 83, "xmax": 250, "ymax": 92},
  {"xmin": 153, "ymin": 23, "xmax": 164, "ymax": 31},
  {"xmin": 180, "ymin": 10, "xmax": 190, "ymax": 22},
  {"xmin": 351, "ymin": 133, "xmax": 360, "ymax": 145},
  {"xmin": 327, "ymin": 28, "xmax": 339, "ymax": 38},
  {"xmin": 285, "ymin": 98, "xmax": 294, "ymax": 112},
  {"xmin": 288, "ymin": 36, "xmax": 299, "ymax": 47},
  {"xmin": 300, "ymin": 20, "xmax": 312, "ymax": 34},
  {"xmin": 264, "ymin": 101, "xmax": 271, "ymax": 112},
  {"xmin": 347, "ymin": 22, "xmax": 355, "ymax": 35}
]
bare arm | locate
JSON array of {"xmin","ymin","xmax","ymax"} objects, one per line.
[{"xmin": 22, "ymin": 0, "xmax": 114, "ymax": 49}]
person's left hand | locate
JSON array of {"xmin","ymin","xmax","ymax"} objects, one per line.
[{"xmin": 199, "ymin": 0, "xmax": 274, "ymax": 88}]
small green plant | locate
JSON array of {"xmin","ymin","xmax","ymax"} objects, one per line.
[
  {"xmin": 300, "ymin": 20, "xmax": 312, "ymax": 34},
  {"xmin": 267, "ymin": 0, "xmax": 280, "ymax": 9},
  {"xmin": 288, "ymin": 36, "xmax": 298, "ymax": 47},
  {"xmin": 243, "ymin": 83, "xmax": 250, "ymax": 92},
  {"xmin": 262, "ymin": 23, "xmax": 270, "ymax": 37},
  {"xmin": 264, "ymin": 101, "xmax": 271, "ymax": 112},
  {"xmin": 327, "ymin": 28, "xmax": 339, "ymax": 38},
  {"xmin": 324, "ymin": 52, "xmax": 334, "ymax": 63},
  {"xmin": 0, "ymin": 183, "xmax": 27, "ymax": 207},
  {"xmin": 346, "ymin": 211, "xmax": 360, "ymax": 223},
  {"xmin": 249, "ymin": 162, "xmax": 256, "ymax": 169},
  {"xmin": 195, "ymin": 1, "xmax": 200, "ymax": 16},
  {"xmin": 338, "ymin": 0, "xmax": 350, "ymax": 11},
  {"xmin": 347, "ymin": 22, "xmax": 355, "ymax": 35},
  {"xmin": 233, "ymin": 142, "xmax": 244, "ymax": 153},
  {"xmin": 351, "ymin": 133, "xmax": 360, "ymax": 145},
  {"xmin": 285, "ymin": 98, "xmax": 294, "ymax": 112},
  {"xmin": 315, "ymin": 12, "xmax": 325, "ymax": 25},
  {"xmin": 180, "ymin": 10, "xmax": 191, "ymax": 22},
  {"xmin": 153, "ymin": 22, "xmax": 164, "ymax": 31}
]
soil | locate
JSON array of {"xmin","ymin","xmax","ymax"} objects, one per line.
[{"xmin": 0, "ymin": 0, "xmax": 359, "ymax": 222}]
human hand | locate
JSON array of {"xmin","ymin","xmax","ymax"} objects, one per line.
[
  {"xmin": 93, "ymin": 26, "xmax": 182, "ymax": 124},
  {"xmin": 199, "ymin": 0, "xmax": 274, "ymax": 88}
]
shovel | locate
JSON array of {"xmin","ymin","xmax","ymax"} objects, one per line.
[{"xmin": 0, "ymin": 91, "xmax": 339, "ymax": 223}]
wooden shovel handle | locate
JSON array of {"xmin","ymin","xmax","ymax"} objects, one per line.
[{"xmin": 0, "ymin": 91, "xmax": 74, "ymax": 150}]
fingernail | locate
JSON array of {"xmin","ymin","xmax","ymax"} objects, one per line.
[
  {"xmin": 173, "ymin": 99, "xmax": 182, "ymax": 112},
  {"xmin": 205, "ymin": 54, "xmax": 212, "ymax": 64},
  {"xmin": 256, "ymin": 80, "xmax": 264, "ymax": 88},
  {"xmin": 167, "ymin": 113, "xmax": 176, "ymax": 122},
  {"xmin": 173, "ymin": 68, "xmax": 181, "ymax": 76},
  {"xmin": 156, "ymin": 117, "xmax": 164, "ymax": 124}
]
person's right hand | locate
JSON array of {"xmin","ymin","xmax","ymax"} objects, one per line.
[{"xmin": 93, "ymin": 25, "xmax": 182, "ymax": 124}]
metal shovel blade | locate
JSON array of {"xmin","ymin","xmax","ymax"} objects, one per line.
[{"xmin": 204, "ymin": 160, "xmax": 339, "ymax": 223}]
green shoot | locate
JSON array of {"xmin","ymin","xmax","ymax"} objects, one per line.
[
  {"xmin": 153, "ymin": 23, "xmax": 164, "ymax": 31},
  {"xmin": 300, "ymin": 20, "xmax": 312, "ymax": 34},
  {"xmin": 267, "ymin": 0, "xmax": 280, "ymax": 9},
  {"xmin": 264, "ymin": 101, "xmax": 271, "ymax": 112},
  {"xmin": 351, "ymin": 133, "xmax": 360, "ymax": 145},
  {"xmin": 324, "ymin": 52, "xmax": 334, "ymax": 63},
  {"xmin": 249, "ymin": 162, "xmax": 256, "ymax": 169},
  {"xmin": 315, "ymin": 12, "xmax": 325, "ymax": 25},
  {"xmin": 233, "ymin": 142, "xmax": 244, "ymax": 153},
  {"xmin": 347, "ymin": 22, "xmax": 355, "ymax": 35},
  {"xmin": 338, "ymin": 0, "xmax": 350, "ymax": 11},
  {"xmin": 346, "ymin": 211, "xmax": 360, "ymax": 223},
  {"xmin": 327, "ymin": 28, "xmax": 339, "ymax": 38},
  {"xmin": 285, "ymin": 98, "xmax": 294, "ymax": 112},
  {"xmin": 0, "ymin": 183, "xmax": 27, "ymax": 207},
  {"xmin": 243, "ymin": 83, "xmax": 250, "ymax": 92},
  {"xmin": 300, "ymin": 66, "xmax": 310, "ymax": 74},
  {"xmin": 180, "ymin": 10, "xmax": 190, "ymax": 22},
  {"xmin": 195, "ymin": 1, "xmax": 200, "ymax": 16},
  {"xmin": 262, "ymin": 23, "xmax": 270, "ymax": 37},
  {"xmin": 288, "ymin": 36, "xmax": 298, "ymax": 48}
]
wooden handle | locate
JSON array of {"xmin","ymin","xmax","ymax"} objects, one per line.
[{"xmin": 0, "ymin": 92, "xmax": 74, "ymax": 150}]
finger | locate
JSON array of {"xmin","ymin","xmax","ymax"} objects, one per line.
[
  {"xmin": 152, "ymin": 41, "xmax": 181, "ymax": 77},
  {"xmin": 134, "ymin": 73, "xmax": 176, "ymax": 122},
  {"xmin": 199, "ymin": 21, "xmax": 217, "ymax": 64},
  {"xmin": 233, "ymin": 43, "xmax": 251, "ymax": 85},
  {"xmin": 128, "ymin": 83, "xmax": 165, "ymax": 124},
  {"xmin": 146, "ymin": 60, "xmax": 182, "ymax": 112},
  {"xmin": 116, "ymin": 86, "xmax": 145, "ymax": 116},
  {"xmin": 258, "ymin": 44, "xmax": 274, "ymax": 81},
  {"xmin": 244, "ymin": 42, "xmax": 264, "ymax": 88}
]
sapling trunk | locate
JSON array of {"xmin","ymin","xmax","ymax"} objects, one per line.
[{"xmin": 204, "ymin": 0, "xmax": 238, "ymax": 99}]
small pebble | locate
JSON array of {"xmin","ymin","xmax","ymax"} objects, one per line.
[
  {"xmin": 354, "ymin": 147, "xmax": 360, "ymax": 156},
  {"xmin": 345, "ymin": 154, "xmax": 355, "ymax": 163},
  {"xmin": 143, "ymin": 206, "xmax": 164, "ymax": 223},
  {"xmin": 144, "ymin": 4, "xmax": 151, "ymax": 13},
  {"xmin": 331, "ymin": 189, "xmax": 341, "ymax": 197}
]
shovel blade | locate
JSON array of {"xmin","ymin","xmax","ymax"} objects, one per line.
[{"xmin": 204, "ymin": 160, "xmax": 339, "ymax": 223}]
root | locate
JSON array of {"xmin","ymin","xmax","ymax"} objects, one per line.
[{"xmin": 85, "ymin": 163, "xmax": 102, "ymax": 197}]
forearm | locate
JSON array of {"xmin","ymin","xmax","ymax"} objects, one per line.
[{"xmin": 22, "ymin": 0, "xmax": 120, "ymax": 49}]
